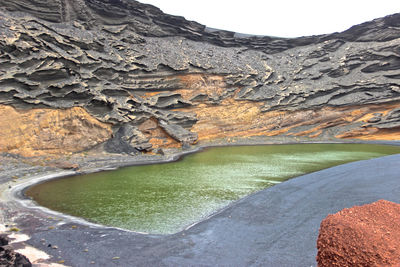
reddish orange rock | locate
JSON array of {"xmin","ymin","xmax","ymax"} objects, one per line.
[{"xmin": 316, "ymin": 200, "xmax": 400, "ymax": 267}]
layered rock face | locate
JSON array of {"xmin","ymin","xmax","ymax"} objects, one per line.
[
  {"xmin": 317, "ymin": 200, "xmax": 400, "ymax": 267},
  {"xmin": 0, "ymin": 105, "xmax": 112, "ymax": 157},
  {"xmin": 0, "ymin": 0, "xmax": 400, "ymax": 155}
]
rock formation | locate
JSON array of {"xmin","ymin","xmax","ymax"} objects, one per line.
[
  {"xmin": 0, "ymin": 234, "xmax": 32, "ymax": 267},
  {"xmin": 0, "ymin": 105, "xmax": 112, "ymax": 157},
  {"xmin": 317, "ymin": 200, "xmax": 400, "ymax": 267},
  {"xmin": 0, "ymin": 0, "xmax": 399, "ymax": 156}
]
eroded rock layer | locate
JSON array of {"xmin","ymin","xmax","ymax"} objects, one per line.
[
  {"xmin": 0, "ymin": 105, "xmax": 112, "ymax": 157},
  {"xmin": 0, "ymin": 0, "xmax": 399, "ymax": 155},
  {"xmin": 317, "ymin": 200, "xmax": 400, "ymax": 267}
]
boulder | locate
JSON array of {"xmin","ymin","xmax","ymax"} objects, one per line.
[
  {"xmin": 0, "ymin": 235, "xmax": 32, "ymax": 267},
  {"xmin": 159, "ymin": 120, "xmax": 198, "ymax": 145},
  {"xmin": 52, "ymin": 162, "xmax": 80, "ymax": 170},
  {"xmin": 104, "ymin": 125, "xmax": 151, "ymax": 154},
  {"xmin": 316, "ymin": 200, "xmax": 400, "ymax": 266}
]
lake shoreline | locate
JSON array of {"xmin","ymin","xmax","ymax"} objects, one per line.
[{"xmin": 1, "ymin": 137, "xmax": 400, "ymax": 266}]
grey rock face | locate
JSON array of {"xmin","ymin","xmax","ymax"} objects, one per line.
[
  {"xmin": 365, "ymin": 108, "xmax": 400, "ymax": 129},
  {"xmin": 104, "ymin": 125, "xmax": 145, "ymax": 154},
  {"xmin": 159, "ymin": 120, "xmax": 198, "ymax": 145},
  {"xmin": 0, "ymin": 0, "xmax": 399, "ymax": 153}
]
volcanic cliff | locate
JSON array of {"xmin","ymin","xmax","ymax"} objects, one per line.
[{"xmin": 1, "ymin": 0, "xmax": 400, "ymax": 157}]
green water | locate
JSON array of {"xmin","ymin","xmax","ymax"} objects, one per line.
[{"xmin": 26, "ymin": 144, "xmax": 400, "ymax": 234}]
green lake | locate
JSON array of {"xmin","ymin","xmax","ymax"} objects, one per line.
[{"xmin": 26, "ymin": 144, "xmax": 400, "ymax": 234}]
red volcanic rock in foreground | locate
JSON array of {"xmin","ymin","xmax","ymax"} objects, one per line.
[{"xmin": 316, "ymin": 199, "xmax": 400, "ymax": 267}]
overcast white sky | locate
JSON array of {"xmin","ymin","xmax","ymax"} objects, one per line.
[{"xmin": 138, "ymin": 0, "xmax": 400, "ymax": 37}]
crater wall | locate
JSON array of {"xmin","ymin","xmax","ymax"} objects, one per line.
[{"xmin": 1, "ymin": 0, "xmax": 399, "ymax": 155}]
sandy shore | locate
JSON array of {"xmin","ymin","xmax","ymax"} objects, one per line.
[{"xmin": 1, "ymin": 137, "xmax": 400, "ymax": 266}]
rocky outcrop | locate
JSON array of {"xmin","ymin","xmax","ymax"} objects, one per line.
[
  {"xmin": 0, "ymin": 105, "xmax": 112, "ymax": 157},
  {"xmin": 0, "ymin": 234, "xmax": 32, "ymax": 267},
  {"xmin": 0, "ymin": 0, "xmax": 399, "ymax": 156},
  {"xmin": 317, "ymin": 200, "xmax": 400, "ymax": 267}
]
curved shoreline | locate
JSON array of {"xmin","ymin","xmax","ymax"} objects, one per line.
[
  {"xmin": 11, "ymin": 140, "xmax": 400, "ymax": 234},
  {"xmin": 2, "ymin": 139, "xmax": 400, "ymax": 266}
]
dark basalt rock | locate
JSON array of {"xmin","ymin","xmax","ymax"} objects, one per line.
[
  {"xmin": 148, "ymin": 93, "xmax": 192, "ymax": 109},
  {"xmin": 104, "ymin": 124, "xmax": 150, "ymax": 154},
  {"xmin": 159, "ymin": 120, "xmax": 198, "ymax": 145},
  {"xmin": 0, "ymin": 235, "xmax": 32, "ymax": 267},
  {"xmin": 0, "ymin": 0, "xmax": 400, "ymax": 153},
  {"xmin": 0, "ymin": 235, "xmax": 8, "ymax": 246}
]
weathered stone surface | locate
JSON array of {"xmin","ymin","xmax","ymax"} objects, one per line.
[
  {"xmin": 0, "ymin": 0, "xmax": 399, "ymax": 155},
  {"xmin": 0, "ymin": 235, "xmax": 32, "ymax": 267},
  {"xmin": 317, "ymin": 200, "xmax": 400, "ymax": 267},
  {"xmin": 367, "ymin": 108, "xmax": 400, "ymax": 129},
  {"xmin": 50, "ymin": 161, "xmax": 80, "ymax": 170},
  {"xmin": 0, "ymin": 105, "xmax": 112, "ymax": 157},
  {"xmin": 104, "ymin": 124, "xmax": 150, "ymax": 154},
  {"xmin": 159, "ymin": 120, "xmax": 198, "ymax": 145}
]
